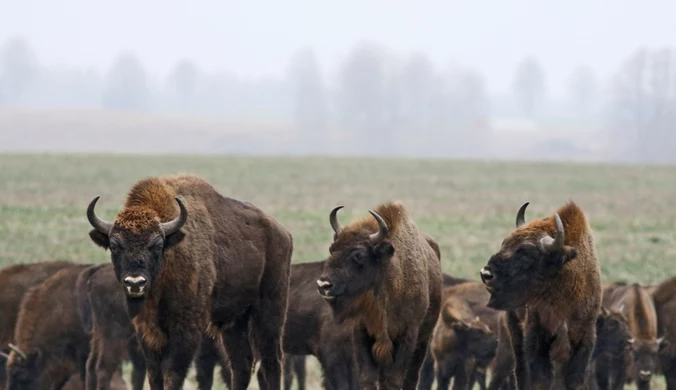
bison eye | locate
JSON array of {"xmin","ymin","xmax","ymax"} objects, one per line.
[{"xmin": 351, "ymin": 252, "xmax": 364, "ymax": 266}]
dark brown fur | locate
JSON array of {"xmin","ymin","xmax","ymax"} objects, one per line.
[
  {"xmin": 650, "ymin": 276, "xmax": 676, "ymax": 390},
  {"xmin": 75, "ymin": 263, "xmax": 147, "ymax": 390},
  {"xmin": 480, "ymin": 201, "xmax": 602, "ymax": 390},
  {"xmin": 603, "ymin": 282, "xmax": 662, "ymax": 389},
  {"xmin": 4, "ymin": 264, "xmax": 93, "ymax": 390},
  {"xmin": 278, "ymin": 261, "xmax": 358, "ymax": 390},
  {"xmin": 591, "ymin": 306, "xmax": 633, "ymax": 390},
  {"xmin": 317, "ymin": 201, "xmax": 442, "ymax": 390},
  {"xmin": 0, "ymin": 260, "xmax": 75, "ymax": 386},
  {"xmin": 86, "ymin": 174, "xmax": 293, "ymax": 390},
  {"xmin": 429, "ymin": 282, "xmax": 499, "ymax": 390}
]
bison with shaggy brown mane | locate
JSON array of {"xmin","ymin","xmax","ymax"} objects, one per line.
[
  {"xmin": 479, "ymin": 201, "xmax": 602, "ymax": 390},
  {"xmin": 316, "ymin": 202, "xmax": 442, "ymax": 390},
  {"xmin": 0, "ymin": 260, "xmax": 76, "ymax": 386},
  {"xmin": 86, "ymin": 174, "xmax": 293, "ymax": 390},
  {"xmin": 4, "ymin": 264, "xmax": 93, "ymax": 389},
  {"xmin": 602, "ymin": 282, "xmax": 663, "ymax": 389},
  {"xmin": 651, "ymin": 276, "xmax": 676, "ymax": 390}
]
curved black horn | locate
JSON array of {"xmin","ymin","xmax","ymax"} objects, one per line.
[
  {"xmin": 160, "ymin": 197, "xmax": 188, "ymax": 237},
  {"xmin": 8, "ymin": 343, "xmax": 26, "ymax": 360},
  {"xmin": 516, "ymin": 201, "xmax": 529, "ymax": 228},
  {"xmin": 540, "ymin": 213, "xmax": 565, "ymax": 252},
  {"xmin": 87, "ymin": 196, "xmax": 113, "ymax": 235},
  {"xmin": 329, "ymin": 206, "xmax": 344, "ymax": 235},
  {"xmin": 368, "ymin": 210, "xmax": 389, "ymax": 244},
  {"xmin": 0, "ymin": 351, "xmax": 9, "ymax": 359}
]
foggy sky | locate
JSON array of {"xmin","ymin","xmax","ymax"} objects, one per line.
[{"xmin": 2, "ymin": 0, "xmax": 674, "ymax": 97}]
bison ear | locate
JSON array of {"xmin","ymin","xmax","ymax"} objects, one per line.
[
  {"xmin": 164, "ymin": 231, "xmax": 186, "ymax": 250},
  {"xmin": 545, "ymin": 245, "xmax": 577, "ymax": 271},
  {"xmin": 89, "ymin": 229, "xmax": 110, "ymax": 250},
  {"xmin": 373, "ymin": 241, "xmax": 394, "ymax": 261}
]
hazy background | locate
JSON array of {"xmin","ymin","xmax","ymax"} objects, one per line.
[{"xmin": 1, "ymin": 0, "xmax": 675, "ymax": 163}]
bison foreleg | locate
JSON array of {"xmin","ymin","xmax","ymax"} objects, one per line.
[
  {"xmin": 160, "ymin": 329, "xmax": 201, "ymax": 390},
  {"xmin": 524, "ymin": 324, "xmax": 553, "ymax": 390},
  {"xmin": 380, "ymin": 328, "xmax": 418, "ymax": 390},
  {"xmin": 127, "ymin": 337, "xmax": 147, "ymax": 390},
  {"xmin": 353, "ymin": 328, "xmax": 379, "ymax": 390},
  {"xmin": 140, "ymin": 344, "xmax": 164, "ymax": 390},
  {"xmin": 506, "ymin": 310, "xmax": 528, "ymax": 390},
  {"xmin": 402, "ymin": 334, "xmax": 432, "ymax": 390},
  {"xmin": 222, "ymin": 315, "xmax": 255, "ymax": 390},
  {"xmin": 562, "ymin": 330, "xmax": 595, "ymax": 390},
  {"xmin": 417, "ymin": 348, "xmax": 435, "ymax": 390}
]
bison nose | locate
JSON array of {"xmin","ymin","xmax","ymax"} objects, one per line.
[
  {"xmin": 316, "ymin": 277, "xmax": 333, "ymax": 297},
  {"xmin": 123, "ymin": 275, "xmax": 147, "ymax": 294},
  {"xmin": 480, "ymin": 267, "xmax": 494, "ymax": 283}
]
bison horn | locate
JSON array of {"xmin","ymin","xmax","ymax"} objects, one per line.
[
  {"xmin": 516, "ymin": 201, "xmax": 529, "ymax": 228},
  {"xmin": 87, "ymin": 196, "xmax": 114, "ymax": 235},
  {"xmin": 601, "ymin": 306, "xmax": 610, "ymax": 316},
  {"xmin": 159, "ymin": 197, "xmax": 188, "ymax": 237},
  {"xmin": 0, "ymin": 351, "xmax": 9, "ymax": 360},
  {"xmin": 540, "ymin": 213, "xmax": 565, "ymax": 252},
  {"xmin": 329, "ymin": 205, "xmax": 344, "ymax": 235},
  {"xmin": 8, "ymin": 343, "xmax": 26, "ymax": 360},
  {"xmin": 368, "ymin": 210, "xmax": 389, "ymax": 244}
]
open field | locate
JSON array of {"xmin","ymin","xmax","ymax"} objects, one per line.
[{"xmin": 1, "ymin": 153, "xmax": 675, "ymax": 389}]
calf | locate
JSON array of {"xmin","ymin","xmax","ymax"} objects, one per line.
[
  {"xmin": 316, "ymin": 202, "xmax": 442, "ymax": 390},
  {"xmin": 592, "ymin": 306, "xmax": 633, "ymax": 390},
  {"xmin": 86, "ymin": 174, "xmax": 293, "ymax": 390},
  {"xmin": 603, "ymin": 282, "xmax": 663, "ymax": 389},
  {"xmin": 4, "ymin": 264, "xmax": 93, "ymax": 389},
  {"xmin": 480, "ymin": 201, "xmax": 602, "ymax": 390},
  {"xmin": 0, "ymin": 261, "xmax": 75, "ymax": 386}
]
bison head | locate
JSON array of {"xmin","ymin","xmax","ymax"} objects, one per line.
[
  {"xmin": 595, "ymin": 306, "xmax": 632, "ymax": 359},
  {"xmin": 479, "ymin": 202, "xmax": 579, "ymax": 310},
  {"xmin": 316, "ymin": 206, "xmax": 394, "ymax": 315},
  {"xmin": 628, "ymin": 334, "xmax": 664, "ymax": 383},
  {"xmin": 4, "ymin": 343, "xmax": 45, "ymax": 390},
  {"xmin": 86, "ymin": 195, "xmax": 187, "ymax": 299},
  {"xmin": 451, "ymin": 317, "xmax": 498, "ymax": 364}
]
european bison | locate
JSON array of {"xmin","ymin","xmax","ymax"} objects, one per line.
[
  {"xmin": 75, "ymin": 263, "xmax": 147, "ymax": 390},
  {"xmin": 429, "ymin": 298, "xmax": 498, "ymax": 389},
  {"xmin": 602, "ymin": 282, "xmax": 663, "ymax": 389},
  {"xmin": 4, "ymin": 264, "xmax": 93, "ymax": 389},
  {"xmin": 316, "ymin": 202, "xmax": 442, "ymax": 390},
  {"xmin": 0, "ymin": 260, "xmax": 76, "ymax": 386},
  {"xmin": 282, "ymin": 355, "xmax": 306, "ymax": 390},
  {"xmin": 592, "ymin": 306, "xmax": 632, "ymax": 390},
  {"xmin": 651, "ymin": 275, "xmax": 676, "ymax": 390},
  {"xmin": 480, "ymin": 201, "xmax": 602, "ymax": 390},
  {"xmin": 281, "ymin": 260, "xmax": 358, "ymax": 390},
  {"xmin": 86, "ymin": 174, "xmax": 293, "ymax": 390}
]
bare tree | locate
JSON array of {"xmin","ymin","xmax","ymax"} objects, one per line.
[
  {"xmin": 513, "ymin": 56, "xmax": 546, "ymax": 118},
  {"xmin": 0, "ymin": 36, "xmax": 38, "ymax": 105},
  {"xmin": 102, "ymin": 51, "xmax": 148, "ymax": 111},
  {"xmin": 610, "ymin": 47, "xmax": 676, "ymax": 162},
  {"xmin": 286, "ymin": 47, "xmax": 329, "ymax": 144},
  {"xmin": 567, "ymin": 65, "xmax": 598, "ymax": 118}
]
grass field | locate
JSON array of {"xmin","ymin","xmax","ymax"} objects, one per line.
[{"xmin": 1, "ymin": 153, "xmax": 675, "ymax": 389}]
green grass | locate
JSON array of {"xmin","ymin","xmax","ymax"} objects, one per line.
[{"xmin": 1, "ymin": 153, "xmax": 675, "ymax": 389}]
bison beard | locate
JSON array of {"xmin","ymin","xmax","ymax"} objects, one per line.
[
  {"xmin": 4, "ymin": 264, "xmax": 93, "ymax": 390},
  {"xmin": 480, "ymin": 201, "xmax": 602, "ymax": 390},
  {"xmin": 86, "ymin": 174, "xmax": 293, "ymax": 390},
  {"xmin": 316, "ymin": 202, "xmax": 442, "ymax": 390}
]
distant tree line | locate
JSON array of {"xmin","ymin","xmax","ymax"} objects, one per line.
[{"xmin": 0, "ymin": 36, "xmax": 674, "ymax": 161}]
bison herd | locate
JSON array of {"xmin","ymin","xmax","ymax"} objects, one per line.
[{"xmin": 0, "ymin": 173, "xmax": 674, "ymax": 390}]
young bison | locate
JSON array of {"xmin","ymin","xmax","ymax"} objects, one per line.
[
  {"xmin": 651, "ymin": 276, "xmax": 676, "ymax": 390},
  {"xmin": 479, "ymin": 201, "xmax": 602, "ymax": 390},
  {"xmin": 4, "ymin": 264, "xmax": 93, "ymax": 390},
  {"xmin": 316, "ymin": 202, "xmax": 443, "ymax": 390},
  {"xmin": 603, "ymin": 282, "xmax": 663, "ymax": 389},
  {"xmin": 592, "ymin": 306, "xmax": 633, "ymax": 390},
  {"xmin": 0, "ymin": 260, "xmax": 76, "ymax": 386},
  {"xmin": 86, "ymin": 174, "xmax": 293, "ymax": 390},
  {"xmin": 76, "ymin": 263, "xmax": 147, "ymax": 390}
]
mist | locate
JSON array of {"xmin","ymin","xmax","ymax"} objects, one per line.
[{"xmin": 1, "ymin": 0, "xmax": 675, "ymax": 163}]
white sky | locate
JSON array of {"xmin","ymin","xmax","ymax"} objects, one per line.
[{"xmin": 1, "ymin": 0, "xmax": 674, "ymax": 97}]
